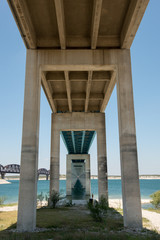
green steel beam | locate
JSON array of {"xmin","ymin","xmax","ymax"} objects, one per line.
[
  {"xmin": 81, "ymin": 131, "xmax": 85, "ymax": 153},
  {"xmin": 71, "ymin": 131, "xmax": 76, "ymax": 153},
  {"xmin": 87, "ymin": 131, "xmax": 96, "ymax": 152},
  {"xmin": 60, "ymin": 131, "xmax": 70, "ymax": 152}
]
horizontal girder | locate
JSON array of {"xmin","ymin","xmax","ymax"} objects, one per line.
[{"xmin": 61, "ymin": 130, "xmax": 95, "ymax": 154}]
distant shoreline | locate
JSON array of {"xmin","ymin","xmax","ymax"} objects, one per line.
[{"xmin": 2, "ymin": 175, "xmax": 160, "ymax": 181}]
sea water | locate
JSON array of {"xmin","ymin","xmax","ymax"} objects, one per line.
[{"xmin": 0, "ymin": 179, "xmax": 160, "ymax": 206}]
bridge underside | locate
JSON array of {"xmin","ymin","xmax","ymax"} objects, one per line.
[
  {"xmin": 6, "ymin": 0, "xmax": 150, "ymax": 232},
  {"xmin": 61, "ymin": 131, "xmax": 95, "ymax": 154}
]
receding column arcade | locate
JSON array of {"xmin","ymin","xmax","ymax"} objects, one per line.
[
  {"xmin": 49, "ymin": 112, "xmax": 108, "ymax": 201},
  {"xmin": 17, "ymin": 49, "xmax": 142, "ymax": 231}
]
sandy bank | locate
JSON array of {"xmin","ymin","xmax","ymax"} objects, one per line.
[
  {"xmin": 5, "ymin": 175, "xmax": 160, "ymax": 180},
  {"xmin": 0, "ymin": 199, "xmax": 150, "ymax": 212},
  {"xmin": 109, "ymin": 199, "xmax": 151, "ymax": 209},
  {"xmin": 0, "ymin": 179, "xmax": 11, "ymax": 184}
]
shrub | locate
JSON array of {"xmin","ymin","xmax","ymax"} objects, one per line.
[
  {"xmin": 88, "ymin": 195, "xmax": 109, "ymax": 222},
  {"xmin": 0, "ymin": 196, "xmax": 7, "ymax": 205},
  {"xmin": 150, "ymin": 190, "xmax": 160, "ymax": 209},
  {"xmin": 37, "ymin": 192, "xmax": 44, "ymax": 206},
  {"xmin": 50, "ymin": 190, "xmax": 60, "ymax": 208}
]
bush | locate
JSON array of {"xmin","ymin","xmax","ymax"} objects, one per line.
[
  {"xmin": 150, "ymin": 190, "xmax": 160, "ymax": 209},
  {"xmin": 37, "ymin": 192, "xmax": 44, "ymax": 206},
  {"xmin": 50, "ymin": 190, "xmax": 60, "ymax": 208},
  {"xmin": 88, "ymin": 195, "xmax": 109, "ymax": 222},
  {"xmin": 0, "ymin": 196, "xmax": 7, "ymax": 205}
]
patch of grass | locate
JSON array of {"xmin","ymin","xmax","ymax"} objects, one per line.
[
  {"xmin": 0, "ymin": 211, "xmax": 17, "ymax": 231},
  {"xmin": 0, "ymin": 230, "xmax": 160, "ymax": 240},
  {"xmin": 147, "ymin": 208, "xmax": 160, "ymax": 214},
  {"xmin": 142, "ymin": 217, "xmax": 151, "ymax": 229},
  {"xmin": 0, "ymin": 203, "xmax": 17, "ymax": 207},
  {"xmin": 116, "ymin": 208, "xmax": 123, "ymax": 215},
  {"xmin": 36, "ymin": 206, "xmax": 123, "ymax": 231},
  {"xmin": 0, "ymin": 207, "xmax": 160, "ymax": 240}
]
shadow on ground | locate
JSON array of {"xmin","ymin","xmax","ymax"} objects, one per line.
[{"xmin": 0, "ymin": 206, "xmax": 160, "ymax": 240}]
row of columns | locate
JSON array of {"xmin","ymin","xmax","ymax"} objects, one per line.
[
  {"xmin": 17, "ymin": 49, "xmax": 142, "ymax": 231},
  {"xmin": 50, "ymin": 115, "xmax": 108, "ymax": 201}
]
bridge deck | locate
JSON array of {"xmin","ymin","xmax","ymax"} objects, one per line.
[{"xmin": 7, "ymin": 0, "xmax": 149, "ymax": 114}]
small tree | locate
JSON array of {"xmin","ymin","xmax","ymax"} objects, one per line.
[
  {"xmin": 150, "ymin": 190, "xmax": 160, "ymax": 209},
  {"xmin": 88, "ymin": 195, "xmax": 109, "ymax": 222},
  {"xmin": 50, "ymin": 190, "xmax": 60, "ymax": 208}
]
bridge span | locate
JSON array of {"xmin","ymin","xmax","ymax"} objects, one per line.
[{"xmin": 0, "ymin": 164, "xmax": 49, "ymax": 180}]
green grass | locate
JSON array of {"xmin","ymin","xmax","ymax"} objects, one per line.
[
  {"xmin": 147, "ymin": 208, "xmax": 160, "ymax": 214},
  {"xmin": 0, "ymin": 206, "xmax": 160, "ymax": 240},
  {"xmin": 36, "ymin": 206, "xmax": 123, "ymax": 231},
  {"xmin": 0, "ymin": 203, "xmax": 17, "ymax": 207},
  {"xmin": 0, "ymin": 211, "xmax": 17, "ymax": 231}
]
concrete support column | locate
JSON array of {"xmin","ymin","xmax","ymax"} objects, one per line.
[
  {"xmin": 66, "ymin": 155, "xmax": 71, "ymax": 196},
  {"xmin": 1, "ymin": 173, "xmax": 5, "ymax": 179},
  {"xmin": 17, "ymin": 50, "xmax": 41, "ymax": 232},
  {"xmin": 117, "ymin": 50, "xmax": 142, "ymax": 228},
  {"xmin": 97, "ymin": 115, "xmax": 108, "ymax": 200},
  {"xmin": 85, "ymin": 155, "xmax": 91, "ymax": 196},
  {"xmin": 50, "ymin": 113, "xmax": 60, "ymax": 195}
]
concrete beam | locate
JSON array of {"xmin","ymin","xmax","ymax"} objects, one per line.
[
  {"xmin": 100, "ymin": 70, "xmax": 117, "ymax": 112},
  {"xmin": 41, "ymin": 65, "xmax": 116, "ymax": 72},
  {"xmin": 54, "ymin": 0, "xmax": 66, "ymax": 49},
  {"xmin": 52, "ymin": 92, "xmax": 103, "ymax": 101},
  {"xmin": 41, "ymin": 72, "xmax": 57, "ymax": 113},
  {"xmin": 64, "ymin": 71, "xmax": 72, "ymax": 112},
  {"xmin": 85, "ymin": 71, "xmax": 93, "ymax": 112},
  {"xmin": 7, "ymin": 0, "xmax": 36, "ymax": 49},
  {"xmin": 121, "ymin": 0, "xmax": 149, "ymax": 49},
  {"xmin": 91, "ymin": 0, "xmax": 103, "ymax": 49},
  {"xmin": 37, "ymin": 35, "xmax": 120, "ymax": 48}
]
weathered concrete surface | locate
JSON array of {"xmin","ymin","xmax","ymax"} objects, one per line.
[
  {"xmin": 117, "ymin": 50, "xmax": 142, "ymax": 228},
  {"xmin": 7, "ymin": 0, "xmax": 149, "ymax": 49},
  {"xmin": 97, "ymin": 125, "xmax": 108, "ymax": 200},
  {"xmin": 50, "ymin": 113, "xmax": 60, "ymax": 195},
  {"xmin": 17, "ymin": 50, "xmax": 41, "ymax": 232}
]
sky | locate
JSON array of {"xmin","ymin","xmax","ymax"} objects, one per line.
[{"xmin": 0, "ymin": 0, "xmax": 160, "ymax": 176}]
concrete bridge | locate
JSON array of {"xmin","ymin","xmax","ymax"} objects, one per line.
[
  {"xmin": 0, "ymin": 164, "xmax": 49, "ymax": 180},
  {"xmin": 6, "ymin": 0, "xmax": 150, "ymax": 232}
]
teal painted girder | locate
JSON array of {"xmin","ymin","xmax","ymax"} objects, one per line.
[{"xmin": 61, "ymin": 131, "xmax": 95, "ymax": 154}]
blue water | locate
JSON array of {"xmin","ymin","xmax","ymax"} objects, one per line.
[{"xmin": 0, "ymin": 179, "xmax": 160, "ymax": 205}]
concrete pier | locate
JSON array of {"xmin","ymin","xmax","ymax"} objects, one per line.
[
  {"xmin": 66, "ymin": 154, "xmax": 91, "ymax": 199},
  {"xmin": 17, "ymin": 50, "xmax": 41, "ymax": 232},
  {"xmin": 50, "ymin": 113, "xmax": 60, "ymax": 195},
  {"xmin": 97, "ymin": 118, "xmax": 108, "ymax": 200},
  {"xmin": 117, "ymin": 50, "xmax": 142, "ymax": 228}
]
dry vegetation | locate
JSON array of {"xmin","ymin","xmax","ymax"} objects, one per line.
[{"xmin": 0, "ymin": 206, "xmax": 160, "ymax": 240}]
